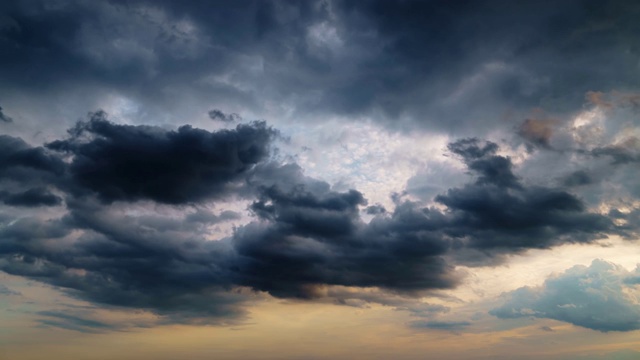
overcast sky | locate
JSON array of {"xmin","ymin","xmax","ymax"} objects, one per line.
[{"xmin": 1, "ymin": 1, "xmax": 640, "ymax": 359}]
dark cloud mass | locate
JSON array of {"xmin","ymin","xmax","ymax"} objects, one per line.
[
  {"xmin": 0, "ymin": 106, "xmax": 13, "ymax": 123},
  {"xmin": 0, "ymin": 113, "xmax": 629, "ymax": 328},
  {"xmin": 2, "ymin": 0, "xmax": 639, "ymax": 134},
  {"xmin": 235, "ymin": 182, "xmax": 457, "ymax": 298},
  {"xmin": 46, "ymin": 111, "xmax": 277, "ymax": 204},
  {"xmin": 0, "ymin": 135, "xmax": 65, "ymax": 181},
  {"xmin": 0, "ymin": 187, "xmax": 62, "ymax": 207},
  {"xmin": 435, "ymin": 139, "xmax": 615, "ymax": 260}
]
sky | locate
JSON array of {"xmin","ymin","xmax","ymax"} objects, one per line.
[{"xmin": 1, "ymin": 0, "xmax": 640, "ymax": 359}]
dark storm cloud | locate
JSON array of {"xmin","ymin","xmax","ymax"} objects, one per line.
[
  {"xmin": 0, "ymin": 133, "xmax": 460, "ymax": 318},
  {"xmin": 435, "ymin": 139, "xmax": 616, "ymax": 260},
  {"xmin": 3, "ymin": 0, "xmax": 639, "ymax": 135},
  {"xmin": 0, "ymin": 106, "xmax": 13, "ymax": 123},
  {"xmin": 0, "ymin": 187, "xmax": 62, "ymax": 207},
  {"xmin": 0, "ymin": 135, "xmax": 65, "ymax": 182},
  {"xmin": 0, "ymin": 0, "xmax": 329, "ymax": 119},
  {"xmin": 0, "ymin": 118, "xmax": 630, "ymax": 328},
  {"xmin": 491, "ymin": 260, "xmax": 640, "ymax": 332},
  {"xmin": 46, "ymin": 111, "xmax": 277, "ymax": 204},
  {"xmin": 234, "ymin": 179, "xmax": 458, "ymax": 298},
  {"xmin": 0, "ymin": 114, "xmax": 279, "ymax": 323},
  {"xmin": 0, "ymin": 201, "xmax": 251, "ymax": 323},
  {"xmin": 447, "ymin": 138, "xmax": 519, "ymax": 189},
  {"xmin": 229, "ymin": 138, "xmax": 622, "ymax": 297}
]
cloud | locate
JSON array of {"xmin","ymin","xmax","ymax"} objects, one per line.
[
  {"xmin": 46, "ymin": 111, "xmax": 277, "ymax": 204},
  {"xmin": 0, "ymin": 187, "xmax": 62, "ymax": 207},
  {"xmin": 208, "ymin": 109, "xmax": 241, "ymax": 122},
  {"xmin": 0, "ymin": 0, "xmax": 638, "ymax": 341},
  {"xmin": 365, "ymin": 204, "xmax": 386, "ymax": 215},
  {"xmin": 233, "ymin": 178, "xmax": 459, "ymax": 298},
  {"xmin": 435, "ymin": 139, "xmax": 616, "ymax": 260},
  {"xmin": 0, "ymin": 106, "xmax": 13, "ymax": 123},
  {"xmin": 185, "ymin": 209, "xmax": 242, "ymax": 224},
  {"xmin": 561, "ymin": 170, "xmax": 593, "ymax": 187},
  {"xmin": 518, "ymin": 118, "xmax": 558, "ymax": 148},
  {"xmin": 0, "ymin": 117, "xmax": 631, "ymax": 328},
  {"xmin": 592, "ymin": 136, "xmax": 640, "ymax": 164},
  {"xmin": 491, "ymin": 259, "xmax": 640, "ymax": 332},
  {"xmin": 0, "ymin": 201, "xmax": 253, "ymax": 323},
  {"xmin": 4, "ymin": 0, "xmax": 640, "ymax": 137}
]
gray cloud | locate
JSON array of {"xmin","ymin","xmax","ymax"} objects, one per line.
[
  {"xmin": 0, "ymin": 106, "xmax": 13, "ymax": 123},
  {"xmin": 435, "ymin": 139, "xmax": 617, "ymax": 261},
  {"xmin": 0, "ymin": 118, "xmax": 631, "ymax": 329},
  {"xmin": 561, "ymin": 170, "xmax": 593, "ymax": 187},
  {"xmin": 591, "ymin": 136, "xmax": 640, "ymax": 165},
  {"xmin": 234, "ymin": 179, "xmax": 459, "ymax": 298},
  {"xmin": 3, "ymin": 0, "xmax": 639, "ymax": 137},
  {"xmin": 46, "ymin": 111, "xmax": 277, "ymax": 204},
  {"xmin": 491, "ymin": 259, "xmax": 640, "ymax": 332},
  {"xmin": 518, "ymin": 118, "xmax": 557, "ymax": 149},
  {"xmin": 208, "ymin": 109, "xmax": 241, "ymax": 123},
  {"xmin": 0, "ymin": 187, "xmax": 62, "ymax": 207},
  {"xmin": 0, "ymin": 134, "xmax": 65, "ymax": 183}
]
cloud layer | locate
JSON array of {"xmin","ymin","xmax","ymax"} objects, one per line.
[{"xmin": 0, "ymin": 112, "xmax": 633, "ymax": 329}]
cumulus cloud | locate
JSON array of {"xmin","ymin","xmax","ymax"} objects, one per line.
[
  {"xmin": 46, "ymin": 111, "xmax": 277, "ymax": 204},
  {"xmin": 234, "ymin": 180, "xmax": 458, "ymax": 298},
  {"xmin": 435, "ymin": 138, "xmax": 616, "ymax": 260},
  {"xmin": 491, "ymin": 259, "xmax": 640, "ymax": 332}
]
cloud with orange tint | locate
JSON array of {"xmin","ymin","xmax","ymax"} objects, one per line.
[{"xmin": 518, "ymin": 117, "xmax": 559, "ymax": 148}]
